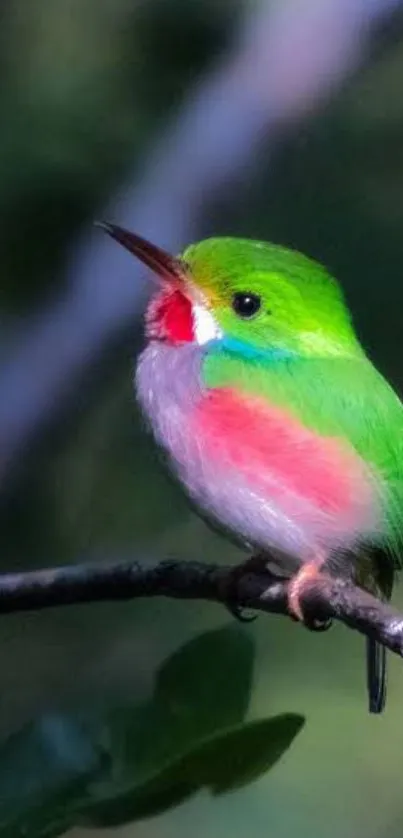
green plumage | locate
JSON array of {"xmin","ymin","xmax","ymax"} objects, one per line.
[
  {"xmin": 184, "ymin": 237, "xmax": 403, "ymax": 570},
  {"xmin": 99, "ymin": 223, "xmax": 403, "ymax": 713},
  {"xmin": 184, "ymin": 237, "xmax": 362, "ymax": 357},
  {"xmin": 185, "ymin": 236, "xmax": 403, "ymax": 714},
  {"xmin": 203, "ymin": 351, "xmax": 403, "ymax": 564}
]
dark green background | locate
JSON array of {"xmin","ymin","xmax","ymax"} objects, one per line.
[{"xmin": 0, "ymin": 1, "xmax": 403, "ymax": 836}]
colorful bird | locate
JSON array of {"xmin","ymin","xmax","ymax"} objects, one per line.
[{"xmin": 98, "ymin": 223, "xmax": 403, "ymax": 713}]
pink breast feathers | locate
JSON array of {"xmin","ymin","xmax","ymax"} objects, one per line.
[{"xmin": 191, "ymin": 387, "xmax": 378, "ymax": 542}]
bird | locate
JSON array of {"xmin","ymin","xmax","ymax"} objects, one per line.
[{"xmin": 97, "ymin": 222, "xmax": 403, "ymax": 713}]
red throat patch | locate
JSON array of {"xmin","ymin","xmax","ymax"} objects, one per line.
[{"xmin": 146, "ymin": 286, "xmax": 194, "ymax": 343}]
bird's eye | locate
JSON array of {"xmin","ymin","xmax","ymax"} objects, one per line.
[{"xmin": 232, "ymin": 292, "xmax": 261, "ymax": 319}]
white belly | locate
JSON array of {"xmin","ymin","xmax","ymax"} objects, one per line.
[{"xmin": 135, "ymin": 343, "xmax": 380, "ymax": 566}]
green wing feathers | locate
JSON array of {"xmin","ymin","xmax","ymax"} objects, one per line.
[{"xmin": 301, "ymin": 358, "xmax": 403, "ymax": 564}]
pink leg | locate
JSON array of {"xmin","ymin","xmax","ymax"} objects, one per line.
[{"xmin": 288, "ymin": 553, "xmax": 327, "ymax": 622}]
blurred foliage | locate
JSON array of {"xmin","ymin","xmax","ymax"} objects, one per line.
[
  {"xmin": 0, "ymin": 2, "xmax": 402, "ymax": 838},
  {"xmin": 0, "ymin": 625, "xmax": 304, "ymax": 837},
  {"xmin": 0, "ymin": 0, "xmax": 237, "ymax": 308}
]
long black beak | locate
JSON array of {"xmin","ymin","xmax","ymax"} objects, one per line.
[{"xmin": 95, "ymin": 221, "xmax": 187, "ymax": 284}]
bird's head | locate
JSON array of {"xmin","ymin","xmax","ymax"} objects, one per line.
[{"xmin": 98, "ymin": 224, "xmax": 361, "ymax": 360}]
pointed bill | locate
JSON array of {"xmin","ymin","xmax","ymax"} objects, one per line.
[{"xmin": 95, "ymin": 222, "xmax": 187, "ymax": 284}]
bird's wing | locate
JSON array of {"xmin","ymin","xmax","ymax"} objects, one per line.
[
  {"xmin": 203, "ymin": 350, "xmax": 403, "ymax": 567},
  {"xmin": 295, "ymin": 357, "xmax": 403, "ymax": 565}
]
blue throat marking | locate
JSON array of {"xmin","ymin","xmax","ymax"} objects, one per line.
[{"xmin": 206, "ymin": 336, "xmax": 294, "ymax": 362}]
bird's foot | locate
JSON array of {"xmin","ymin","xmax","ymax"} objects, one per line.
[
  {"xmin": 288, "ymin": 557, "xmax": 332, "ymax": 633},
  {"xmin": 225, "ymin": 555, "xmax": 269, "ymax": 623},
  {"xmin": 226, "ymin": 602, "xmax": 257, "ymax": 623}
]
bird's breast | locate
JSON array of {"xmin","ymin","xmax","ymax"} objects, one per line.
[{"xmin": 135, "ymin": 343, "xmax": 381, "ymax": 561}]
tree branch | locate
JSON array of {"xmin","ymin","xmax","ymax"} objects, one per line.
[{"xmin": 1, "ymin": 558, "xmax": 403, "ymax": 658}]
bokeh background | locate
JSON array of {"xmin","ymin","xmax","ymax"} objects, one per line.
[{"xmin": 1, "ymin": 0, "xmax": 403, "ymax": 836}]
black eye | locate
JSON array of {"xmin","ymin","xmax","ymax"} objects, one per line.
[{"xmin": 232, "ymin": 292, "xmax": 261, "ymax": 319}]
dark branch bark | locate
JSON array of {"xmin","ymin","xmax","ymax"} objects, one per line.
[{"xmin": 1, "ymin": 558, "xmax": 403, "ymax": 658}]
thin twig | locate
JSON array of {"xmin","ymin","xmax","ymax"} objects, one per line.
[{"xmin": 0, "ymin": 558, "xmax": 403, "ymax": 658}]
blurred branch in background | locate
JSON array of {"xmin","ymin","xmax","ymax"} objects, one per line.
[
  {"xmin": 0, "ymin": 0, "xmax": 401, "ymax": 486},
  {"xmin": 0, "ymin": 556, "xmax": 401, "ymax": 659}
]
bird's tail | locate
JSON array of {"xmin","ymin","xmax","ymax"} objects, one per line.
[{"xmin": 366, "ymin": 636, "xmax": 387, "ymax": 714}]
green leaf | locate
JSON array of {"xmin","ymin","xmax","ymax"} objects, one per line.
[
  {"xmin": 0, "ymin": 714, "xmax": 108, "ymax": 838},
  {"xmin": 0, "ymin": 625, "xmax": 305, "ymax": 836},
  {"xmin": 80, "ymin": 623, "xmax": 258, "ymax": 825},
  {"xmin": 192, "ymin": 713, "xmax": 305, "ymax": 794},
  {"xmin": 153, "ymin": 623, "xmax": 255, "ymax": 737},
  {"xmin": 83, "ymin": 714, "xmax": 305, "ymax": 828},
  {"xmin": 102, "ymin": 623, "xmax": 255, "ymax": 776}
]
